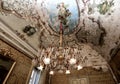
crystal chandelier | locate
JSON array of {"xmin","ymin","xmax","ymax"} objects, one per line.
[
  {"xmin": 34, "ymin": 47, "xmax": 85, "ymax": 75},
  {"xmin": 32, "ymin": 22, "xmax": 87, "ymax": 75}
]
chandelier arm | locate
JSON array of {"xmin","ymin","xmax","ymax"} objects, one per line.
[
  {"xmin": 48, "ymin": 47, "xmax": 54, "ymax": 58},
  {"xmin": 39, "ymin": 49, "xmax": 45, "ymax": 60}
]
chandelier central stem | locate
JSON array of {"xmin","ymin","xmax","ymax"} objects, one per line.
[{"xmin": 60, "ymin": 22, "xmax": 63, "ymax": 47}]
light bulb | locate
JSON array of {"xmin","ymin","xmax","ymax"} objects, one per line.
[
  {"xmin": 69, "ymin": 58, "xmax": 76, "ymax": 64},
  {"xmin": 65, "ymin": 70, "xmax": 70, "ymax": 74},
  {"xmin": 49, "ymin": 71, "xmax": 54, "ymax": 75},
  {"xmin": 37, "ymin": 65, "xmax": 43, "ymax": 71},
  {"xmin": 43, "ymin": 57, "xmax": 50, "ymax": 64},
  {"xmin": 77, "ymin": 65, "xmax": 83, "ymax": 70}
]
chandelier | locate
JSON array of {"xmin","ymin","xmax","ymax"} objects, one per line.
[
  {"xmin": 32, "ymin": 41, "xmax": 109, "ymax": 75},
  {"xmin": 32, "ymin": 22, "xmax": 87, "ymax": 75},
  {"xmin": 34, "ymin": 47, "xmax": 86, "ymax": 75}
]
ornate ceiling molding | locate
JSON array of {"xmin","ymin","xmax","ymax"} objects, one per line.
[{"xmin": 0, "ymin": 20, "xmax": 37, "ymax": 58}]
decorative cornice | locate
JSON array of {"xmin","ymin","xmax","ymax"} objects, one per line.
[{"xmin": 0, "ymin": 20, "xmax": 37, "ymax": 58}]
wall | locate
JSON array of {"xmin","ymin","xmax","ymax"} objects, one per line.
[
  {"xmin": 50, "ymin": 68, "xmax": 115, "ymax": 84},
  {"xmin": 0, "ymin": 39, "xmax": 32, "ymax": 84}
]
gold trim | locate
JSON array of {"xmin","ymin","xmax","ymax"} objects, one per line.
[
  {"xmin": 0, "ymin": 48, "xmax": 16, "ymax": 84},
  {"xmin": 3, "ymin": 62, "xmax": 16, "ymax": 84}
]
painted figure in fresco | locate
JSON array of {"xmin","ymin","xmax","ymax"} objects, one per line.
[
  {"xmin": 82, "ymin": 0, "xmax": 90, "ymax": 15},
  {"xmin": 57, "ymin": 2, "xmax": 71, "ymax": 28},
  {"xmin": 98, "ymin": 0, "xmax": 114, "ymax": 14}
]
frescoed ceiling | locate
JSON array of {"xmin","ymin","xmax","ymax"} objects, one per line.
[{"xmin": 0, "ymin": 0, "xmax": 120, "ymax": 60}]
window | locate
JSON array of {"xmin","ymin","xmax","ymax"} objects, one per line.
[{"xmin": 29, "ymin": 68, "xmax": 41, "ymax": 84}]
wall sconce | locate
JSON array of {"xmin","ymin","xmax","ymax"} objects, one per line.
[{"xmin": 23, "ymin": 25, "xmax": 37, "ymax": 36}]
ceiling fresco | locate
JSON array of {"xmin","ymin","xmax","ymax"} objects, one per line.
[
  {"xmin": 0, "ymin": 0, "xmax": 120, "ymax": 61},
  {"xmin": 0, "ymin": 0, "xmax": 115, "ymax": 29},
  {"xmin": 43, "ymin": 0, "xmax": 79, "ymax": 34}
]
